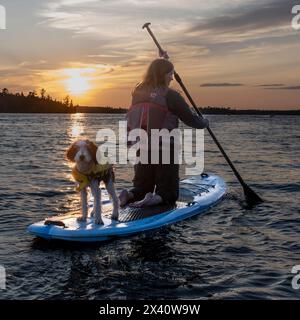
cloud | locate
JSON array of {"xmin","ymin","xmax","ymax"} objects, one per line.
[
  {"xmin": 189, "ymin": 0, "xmax": 297, "ymax": 34},
  {"xmin": 184, "ymin": 0, "xmax": 299, "ymax": 50},
  {"xmin": 251, "ymin": 83, "xmax": 300, "ymax": 90},
  {"xmin": 1, "ymin": 0, "xmax": 300, "ymax": 108},
  {"xmin": 38, "ymin": 0, "xmax": 194, "ymax": 36},
  {"xmin": 200, "ymin": 83, "xmax": 244, "ymax": 87},
  {"xmin": 37, "ymin": 0, "xmax": 179, "ymax": 70},
  {"xmin": 257, "ymin": 84, "xmax": 285, "ymax": 87},
  {"xmin": 36, "ymin": 0, "xmax": 299, "ymax": 65},
  {"xmin": 264, "ymin": 85, "xmax": 300, "ymax": 90}
]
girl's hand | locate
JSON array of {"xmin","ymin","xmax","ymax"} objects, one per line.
[{"xmin": 159, "ymin": 50, "xmax": 169, "ymax": 60}]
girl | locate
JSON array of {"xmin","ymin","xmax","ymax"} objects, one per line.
[{"xmin": 119, "ymin": 58, "xmax": 209, "ymax": 207}]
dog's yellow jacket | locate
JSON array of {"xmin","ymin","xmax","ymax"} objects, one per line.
[{"xmin": 72, "ymin": 163, "xmax": 113, "ymax": 192}]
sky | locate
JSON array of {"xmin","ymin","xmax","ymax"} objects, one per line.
[{"xmin": 0, "ymin": 0, "xmax": 299, "ymax": 109}]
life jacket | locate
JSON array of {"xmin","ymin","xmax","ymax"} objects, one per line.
[
  {"xmin": 72, "ymin": 163, "xmax": 113, "ymax": 191},
  {"xmin": 127, "ymin": 86, "xmax": 178, "ymax": 134}
]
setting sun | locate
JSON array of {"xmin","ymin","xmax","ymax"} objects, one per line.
[
  {"xmin": 64, "ymin": 68, "xmax": 93, "ymax": 96},
  {"xmin": 67, "ymin": 76, "xmax": 90, "ymax": 95}
]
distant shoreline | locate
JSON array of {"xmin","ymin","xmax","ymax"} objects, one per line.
[
  {"xmin": 0, "ymin": 91, "xmax": 299, "ymax": 115},
  {"xmin": 1, "ymin": 108, "xmax": 299, "ymax": 115},
  {"xmin": 75, "ymin": 106, "xmax": 300, "ymax": 115},
  {"xmin": 0, "ymin": 89, "xmax": 76, "ymax": 114}
]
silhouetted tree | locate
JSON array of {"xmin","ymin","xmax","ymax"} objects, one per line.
[
  {"xmin": 63, "ymin": 95, "xmax": 70, "ymax": 107},
  {"xmin": 40, "ymin": 88, "xmax": 46, "ymax": 99},
  {"xmin": 28, "ymin": 90, "xmax": 37, "ymax": 98}
]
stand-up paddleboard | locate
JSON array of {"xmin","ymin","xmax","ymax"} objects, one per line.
[{"xmin": 27, "ymin": 173, "xmax": 226, "ymax": 242}]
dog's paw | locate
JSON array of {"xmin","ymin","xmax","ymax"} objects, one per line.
[
  {"xmin": 77, "ymin": 216, "xmax": 87, "ymax": 223},
  {"xmin": 94, "ymin": 217, "xmax": 104, "ymax": 225}
]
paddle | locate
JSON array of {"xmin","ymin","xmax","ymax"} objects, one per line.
[{"xmin": 142, "ymin": 22, "xmax": 263, "ymax": 205}]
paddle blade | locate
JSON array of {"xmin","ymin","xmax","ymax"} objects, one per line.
[{"xmin": 243, "ymin": 184, "xmax": 263, "ymax": 205}]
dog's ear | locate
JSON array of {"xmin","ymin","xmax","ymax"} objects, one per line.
[
  {"xmin": 66, "ymin": 142, "xmax": 78, "ymax": 162},
  {"xmin": 86, "ymin": 140, "xmax": 98, "ymax": 163}
]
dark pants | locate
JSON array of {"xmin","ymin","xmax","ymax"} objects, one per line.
[{"xmin": 129, "ymin": 147, "xmax": 179, "ymax": 205}]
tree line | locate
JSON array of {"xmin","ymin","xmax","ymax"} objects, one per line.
[
  {"xmin": 0, "ymin": 88, "xmax": 77, "ymax": 113},
  {"xmin": 77, "ymin": 105, "xmax": 300, "ymax": 115},
  {"xmin": 0, "ymin": 88, "xmax": 299, "ymax": 115}
]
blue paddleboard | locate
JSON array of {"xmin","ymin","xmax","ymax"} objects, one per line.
[{"xmin": 27, "ymin": 173, "xmax": 226, "ymax": 242}]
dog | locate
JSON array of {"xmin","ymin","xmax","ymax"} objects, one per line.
[{"xmin": 66, "ymin": 139, "xmax": 119, "ymax": 224}]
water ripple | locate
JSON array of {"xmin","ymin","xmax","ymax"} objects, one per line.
[{"xmin": 0, "ymin": 114, "xmax": 299, "ymax": 299}]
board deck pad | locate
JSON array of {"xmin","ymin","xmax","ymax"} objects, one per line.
[
  {"xmin": 28, "ymin": 174, "xmax": 226, "ymax": 242},
  {"xmin": 44, "ymin": 182, "xmax": 212, "ymax": 225},
  {"xmin": 115, "ymin": 182, "xmax": 214, "ymax": 222},
  {"xmin": 117, "ymin": 203, "xmax": 176, "ymax": 222}
]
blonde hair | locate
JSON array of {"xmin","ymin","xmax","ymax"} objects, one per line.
[{"xmin": 135, "ymin": 59, "xmax": 174, "ymax": 91}]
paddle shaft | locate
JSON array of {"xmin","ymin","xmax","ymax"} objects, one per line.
[
  {"xmin": 142, "ymin": 23, "xmax": 262, "ymax": 202},
  {"xmin": 174, "ymin": 72, "xmax": 248, "ymax": 189}
]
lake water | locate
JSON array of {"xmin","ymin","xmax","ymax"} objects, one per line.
[{"xmin": 0, "ymin": 113, "xmax": 299, "ymax": 299}]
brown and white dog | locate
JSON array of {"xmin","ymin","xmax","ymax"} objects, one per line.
[{"xmin": 66, "ymin": 139, "xmax": 119, "ymax": 224}]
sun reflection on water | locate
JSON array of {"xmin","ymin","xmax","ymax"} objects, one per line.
[{"xmin": 69, "ymin": 113, "xmax": 86, "ymax": 140}]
